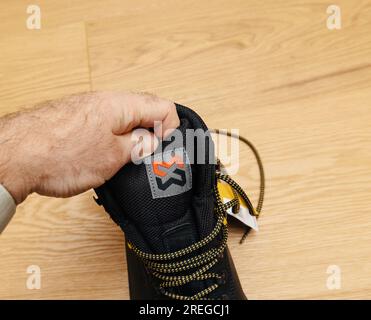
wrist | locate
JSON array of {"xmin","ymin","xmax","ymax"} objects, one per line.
[
  {"xmin": 0, "ymin": 168, "xmax": 28, "ymax": 205},
  {"xmin": 0, "ymin": 116, "xmax": 34, "ymax": 204}
]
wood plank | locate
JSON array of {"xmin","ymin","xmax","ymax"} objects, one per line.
[
  {"xmin": 87, "ymin": 0, "xmax": 371, "ymax": 299},
  {"xmin": 0, "ymin": 21, "xmax": 105, "ymax": 298},
  {"xmin": 0, "ymin": 193, "xmax": 128, "ymax": 299},
  {"xmin": 0, "ymin": 0, "xmax": 370, "ymax": 299},
  {"xmin": 0, "ymin": 22, "xmax": 90, "ymax": 113}
]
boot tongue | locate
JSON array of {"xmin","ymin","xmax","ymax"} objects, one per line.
[{"xmin": 106, "ymin": 118, "xmax": 199, "ymax": 253}]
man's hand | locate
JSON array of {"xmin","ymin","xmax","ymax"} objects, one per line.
[{"xmin": 0, "ymin": 92, "xmax": 179, "ymax": 204}]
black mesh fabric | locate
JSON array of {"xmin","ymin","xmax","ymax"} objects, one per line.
[{"xmin": 98, "ymin": 104, "xmax": 217, "ymax": 254}]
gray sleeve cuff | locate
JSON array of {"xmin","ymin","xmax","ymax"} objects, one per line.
[{"xmin": 0, "ymin": 184, "xmax": 16, "ymax": 233}]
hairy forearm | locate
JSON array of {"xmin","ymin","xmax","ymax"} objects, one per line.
[
  {"xmin": 0, "ymin": 92, "xmax": 178, "ymax": 206},
  {"xmin": 0, "ymin": 110, "xmax": 36, "ymax": 204},
  {"xmin": 0, "ymin": 96, "xmax": 99, "ymax": 203}
]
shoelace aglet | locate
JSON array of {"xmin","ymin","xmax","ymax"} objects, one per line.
[{"xmin": 252, "ymin": 207, "xmax": 260, "ymax": 217}]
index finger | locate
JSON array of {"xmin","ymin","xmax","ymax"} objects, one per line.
[{"xmin": 110, "ymin": 92, "xmax": 180, "ymax": 138}]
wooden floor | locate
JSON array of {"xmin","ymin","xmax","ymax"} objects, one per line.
[{"xmin": 0, "ymin": 0, "xmax": 370, "ymax": 299}]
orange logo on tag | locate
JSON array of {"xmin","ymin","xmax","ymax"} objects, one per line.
[
  {"xmin": 146, "ymin": 147, "xmax": 192, "ymax": 198},
  {"xmin": 152, "ymin": 155, "xmax": 185, "ymax": 177}
]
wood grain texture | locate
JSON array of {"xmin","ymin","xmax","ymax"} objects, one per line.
[
  {"xmin": 0, "ymin": 21, "xmax": 91, "ymax": 113},
  {"xmin": 0, "ymin": 0, "xmax": 371, "ymax": 299}
]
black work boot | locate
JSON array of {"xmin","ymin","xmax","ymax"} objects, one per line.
[{"xmin": 94, "ymin": 104, "xmax": 250, "ymax": 300}]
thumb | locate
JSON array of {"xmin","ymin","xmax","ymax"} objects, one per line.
[{"xmin": 118, "ymin": 129, "xmax": 159, "ymax": 165}]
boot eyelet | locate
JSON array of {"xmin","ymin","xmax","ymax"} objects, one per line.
[{"xmin": 217, "ymin": 271, "xmax": 227, "ymax": 285}]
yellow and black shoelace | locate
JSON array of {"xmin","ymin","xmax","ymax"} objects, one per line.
[
  {"xmin": 213, "ymin": 129, "xmax": 265, "ymax": 243},
  {"xmin": 127, "ymin": 131, "xmax": 265, "ymax": 300}
]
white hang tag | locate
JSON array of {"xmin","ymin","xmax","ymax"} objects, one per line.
[{"xmin": 223, "ymin": 197, "xmax": 259, "ymax": 231}]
